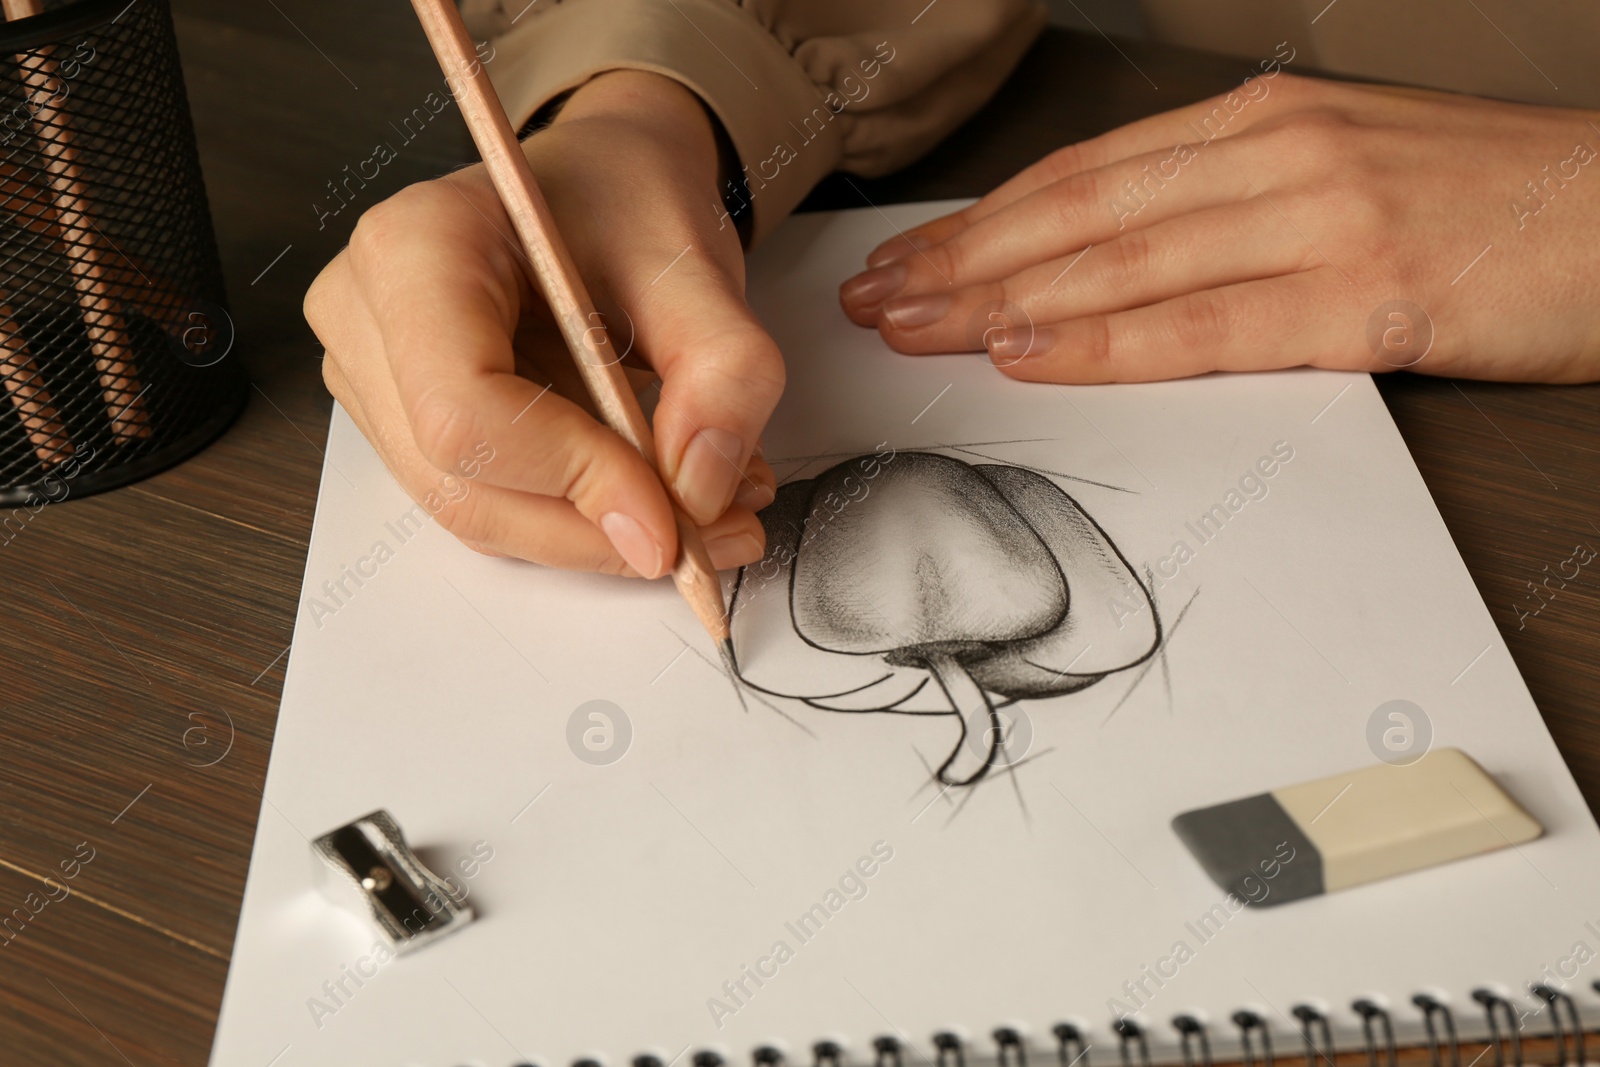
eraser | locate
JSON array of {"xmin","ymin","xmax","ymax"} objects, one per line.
[{"xmin": 1171, "ymin": 748, "xmax": 1542, "ymax": 906}]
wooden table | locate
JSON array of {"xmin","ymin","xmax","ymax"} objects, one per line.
[{"xmin": 1, "ymin": 4, "xmax": 1595, "ymax": 1062}]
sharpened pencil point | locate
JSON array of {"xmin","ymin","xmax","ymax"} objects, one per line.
[{"xmin": 719, "ymin": 638, "xmax": 737, "ymax": 676}]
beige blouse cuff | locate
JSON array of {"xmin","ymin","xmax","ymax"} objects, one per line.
[{"xmin": 467, "ymin": 0, "xmax": 1047, "ymax": 245}]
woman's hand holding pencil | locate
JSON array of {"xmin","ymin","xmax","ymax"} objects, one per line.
[{"xmin": 307, "ymin": 69, "xmax": 782, "ymax": 576}]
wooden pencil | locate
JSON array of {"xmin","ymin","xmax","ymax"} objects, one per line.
[
  {"xmin": 4, "ymin": 0, "xmax": 149, "ymax": 444},
  {"xmin": 407, "ymin": 0, "xmax": 733, "ymax": 655}
]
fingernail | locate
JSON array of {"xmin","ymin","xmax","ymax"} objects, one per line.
[
  {"xmin": 839, "ymin": 262, "xmax": 906, "ymax": 309},
  {"xmin": 882, "ymin": 292, "xmax": 951, "ymax": 330},
  {"xmin": 867, "ymin": 233, "xmax": 929, "ymax": 268},
  {"xmin": 734, "ymin": 478, "xmax": 776, "ymax": 511},
  {"xmin": 705, "ymin": 531, "xmax": 763, "ymax": 570},
  {"xmin": 600, "ymin": 511, "xmax": 665, "ymax": 578},
  {"xmin": 675, "ymin": 427, "xmax": 746, "ymax": 521},
  {"xmin": 986, "ymin": 326, "xmax": 1053, "ymax": 368}
]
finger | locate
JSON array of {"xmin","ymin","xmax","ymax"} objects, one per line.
[
  {"xmin": 343, "ymin": 176, "xmax": 682, "ymax": 580},
  {"xmin": 431, "ymin": 480, "xmax": 769, "ymax": 572},
  {"xmin": 874, "ymin": 200, "xmax": 1317, "ymax": 355},
  {"xmin": 610, "ymin": 245, "xmax": 787, "ymax": 527},
  {"xmin": 989, "ymin": 270, "xmax": 1351, "ymax": 383},
  {"xmin": 844, "ymin": 141, "xmax": 1255, "ymax": 324},
  {"xmin": 323, "ymin": 305, "xmax": 770, "ymax": 572},
  {"xmin": 865, "ymin": 71, "xmax": 1306, "ymax": 265}
]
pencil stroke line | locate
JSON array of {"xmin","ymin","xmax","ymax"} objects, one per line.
[
  {"xmin": 946, "ymin": 447, "xmax": 1135, "ymax": 493},
  {"xmin": 1056, "ymin": 389, "xmax": 1157, "ymax": 489},
  {"xmin": 765, "ymin": 438, "xmax": 1061, "ymax": 466},
  {"xmin": 1101, "ymin": 588, "xmax": 1197, "ymax": 725}
]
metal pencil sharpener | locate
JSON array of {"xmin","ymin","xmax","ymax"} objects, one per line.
[{"xmin": 312, "ymin": 809, "xmax": 474, "ymax": 954}]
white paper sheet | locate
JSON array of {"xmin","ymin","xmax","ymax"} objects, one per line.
[{"xmin": 210, "ymin": 203, "xmax": 1600, "ymax": 1067}]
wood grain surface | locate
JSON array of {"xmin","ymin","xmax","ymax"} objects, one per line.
[{"xmin": 0, "ymin": 3, "xmax": 1594, "ymax": 1063}]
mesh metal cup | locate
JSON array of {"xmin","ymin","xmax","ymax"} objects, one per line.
[{"xmin": 0, "ymin": 0, "xmax": 246, "ymax": 506}]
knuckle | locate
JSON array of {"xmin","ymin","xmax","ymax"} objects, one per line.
[
  {"xmin": 1038, "ymin": 142, "xmax": 1086, "ymax": 184},
  {"xmin": 918, "ymin": 238, "xmax": 962, "ymax": 285},
  {"xmin": 1077, "ymin": 314, "xmax": 1115, "ymax": 376},
  {"xmin": 1169, "ymin": 290, "xmax": 1232, "ymax": 352},
  {"xmin": 552, "ymin": 421, "xmax": 618, "ymax": 506},
  {"xmin": 407, "ymin": 389, "xmax": 485, "ymax": 473},
  {"xmin": 348, "ymin": 182, "xmax": 449, "ymax": 262},
  {"xmin": 319, "ymin": 353, "xmax": 343, "ymax": 399},
  {"xmin": 1270, "ymin": 109, "xmax": 1352, "ymax": 162},
  {"xmin": 1106, "ymin": 230, "xmax": 1155, "ymax": 286}
]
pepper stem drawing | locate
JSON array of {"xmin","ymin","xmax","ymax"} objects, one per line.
[
  {"xmin": 728, "ymin": 449, "xmax": 1160, "ymax": 787},
  {"xmin": 922, "ymin": 650, "xmax": 1003, "ymax": 785}
]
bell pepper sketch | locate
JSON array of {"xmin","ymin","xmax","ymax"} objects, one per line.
[{"xmin": 727, "ymin": 450, "xmax": 1160, "ymax": 786}]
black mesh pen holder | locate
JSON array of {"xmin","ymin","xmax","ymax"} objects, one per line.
[{"xmin": 0, "ymin": 0, "xmax": 246, "ymax": 506}]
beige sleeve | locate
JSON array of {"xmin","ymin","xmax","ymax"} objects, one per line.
[{"xmin": 460, "ymin": 0, "xmax": 1047, "ymax": 245}]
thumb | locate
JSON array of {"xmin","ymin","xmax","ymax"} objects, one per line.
[{"xmin": 626, "ymin": 248, "xmax": 786, "ymax": 527}]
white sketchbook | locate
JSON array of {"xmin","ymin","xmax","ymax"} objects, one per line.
[{"xmin": 210, "ymin": 203, "xmax": 1600, "ymax": 1067}]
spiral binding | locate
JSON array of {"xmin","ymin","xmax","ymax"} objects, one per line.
[
  {"xmin": 516, "ymin": 983, "xmax": 1600, "ymax": 1067},
  {"xmin": 1532, "ymin": 986, "xmax": 1583, "ymax": 1067},
  {"xmin": 1053, "ymin": 1023, "xmax": 1089, "ymax": 1067},
  {"xmin": 1352, "ymin": 999, "xmax": 1397, "ymax": 1067}
]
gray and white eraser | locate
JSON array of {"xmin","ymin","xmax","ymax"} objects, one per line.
[{"xmin": 1171, "ymin": 748, "xmax": 1542, "ymax": 906}]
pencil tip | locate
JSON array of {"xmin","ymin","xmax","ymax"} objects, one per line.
[{"xmin": 718, "ymin": 638, "xmax": 737, "ymax": 675}]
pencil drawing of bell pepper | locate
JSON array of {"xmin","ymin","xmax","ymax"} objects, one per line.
[{"xmin": 728, "ymin": 450, "xmax": 1159, "ymax": 786}]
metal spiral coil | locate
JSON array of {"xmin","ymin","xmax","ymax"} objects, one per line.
[
  {"xmin": 1472, "ymin": 990, "xmax": 1522, "ymax": 1067},
  {"xmin": 1232, "ymin": 1010, "xmax": 1274, "ymax": 1067},
  {"xmin": 1413, "ymin": 994, "xmax": 1462, "ymax": 1067},
  {"xmin": 1352, "ymin": 999, "xmax": 1397, "ymax": 1067},
  {"xmin": 1173, "ymin": 1014, "xmax": 1212, "ymax": 1067},
  {"xmin": 1053, "ymin": 1023, "xmax": 1089, "ymax": 1067},
  {"xmin": 1114, "ymin": 1018, "xmax": 1151, "ymax": 1067},
  {"xmin": 1293, "ymin": 1005, "xmax": 1334, "ymax": 1067},
  {"xmin": 933, "ymin": 1031, "xmax": 965, "ymax": 1067}
]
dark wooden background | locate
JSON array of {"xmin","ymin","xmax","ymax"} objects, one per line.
[{"xmin": 0, "ymin": 2, "xmax": 1594, "ymax": 1062}]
